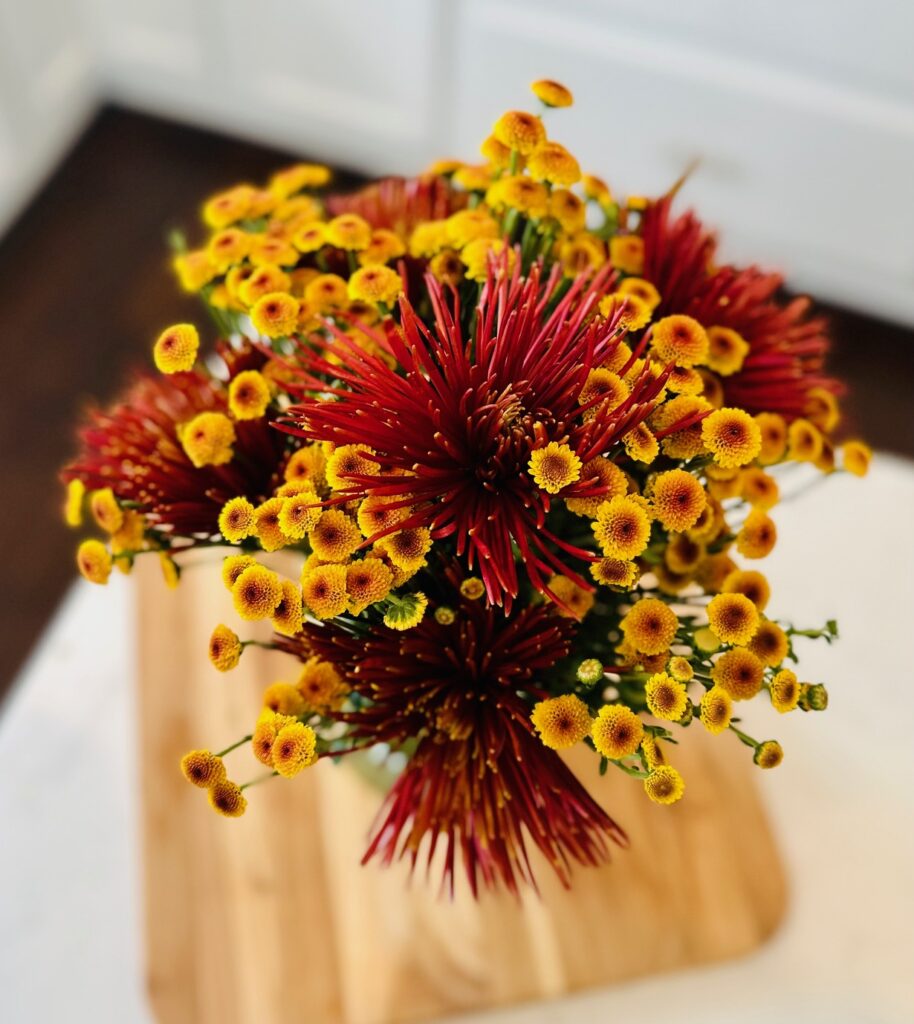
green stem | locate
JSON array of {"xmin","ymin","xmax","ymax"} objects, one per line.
[
  {"xmin": 728, "ymin": 725, "xmax": 758, "ymax": 749},
  {"xmin": 217, "ymin": 734, "xmax": 252, "ymax": 758},
  {"xmin": 240, "ymin": 770, "xmax": 279, "ymax": 791}
]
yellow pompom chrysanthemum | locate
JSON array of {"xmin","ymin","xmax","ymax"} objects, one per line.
[
  {"xmin": 208, "ymin": 624, "xmax": 242, "ymax": 672},
  {"xmin": 644, "ymin": 672, "xmax": 689, "ymax": 722},
  {"xmin": 218, "ymin": 497, "xmax": 256, "ymax": 543},
  {"xmin": 180, "ymin": 749, "xmax": 227, "ymax": 788},
  {"xmin": 592, "ymin": 495, "xmax": 652, "ymax": 560},
  {"xmin": 702, "ymin": 408, "xmax": 762, "ymax": 469},
  {"xmin": 592, "ymin": 704, "xmax": 644, "ymax": 760},
  {"xmin": 707, "ymin": 592, "xmax": 760, "ymax": 646},
  {"xmin": 153, "ymin": 323, "xmax": 199, "ymax": 374},
  {"xmin": 76, "ymin": 539, "xmax": 112, "ymax": 585},
  {"xmin": 232, "ymin": 564, "xmax": 283, "ymax": 621},
  {"xmin": 272, "ymin": 722, "xmax": 318, "ymax": 778},
  {"xmin": 699, "ymin": 685, "xmax": 733, "ymax": 734},
  {"xmin": 644, "ymin": 765, "xmax": 685, "ymax": 805},
  {"xmin": 531, "ymin": 695, "xmax": 592, "ymax": 750},
  {"xmin": 180, "ymin": 412, "xmax": 235, "ymax": 468},
  {"xmin": 621, "ymin": 598, "xmax": 678, "ymax": 656},
  {"xmin": 528, "ymin": 441, "xmax": 582, "ymax": 494},
  {"xmin": 208, "ymin": 780, "xmax": 247, "ymax": 817},
  {"xmin": 228, "ymin": 370, "xmax": 271, "ymax": 420}
]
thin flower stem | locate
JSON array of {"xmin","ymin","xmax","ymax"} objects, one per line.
[
  {"xmin": 240, "ymin": 770, "xmax": 278, "ymax": 791},
  {"xmin": 728, "ymin": 724, "xmax": 758, "ymax": 749},
  {"xmin": 217, "ymin": 734, "xmax": 253, "ymax": 758}
]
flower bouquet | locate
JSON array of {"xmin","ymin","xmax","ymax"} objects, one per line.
[{"xmin": 63, "ymin": 79, "xmax": 869, "ymax": 906}]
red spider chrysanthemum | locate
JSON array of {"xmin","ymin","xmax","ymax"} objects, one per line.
[
  {"xmin": 282, "ymin": 581, "xmax": 626, "ymax": 895},
  {"xmin": 327, "ymin": 174, "xmax": 464, "ymax": 236},
  {"xmin": 642, "ymin": 196, "xmax": 841, "ymax": 418},
  {"xmin": 62, "ymin": 344, "xmax": 287, "ymax": 536},
  {"xmin": 285, "ymin": 260, "xmax": 667, "ymax": 607}
]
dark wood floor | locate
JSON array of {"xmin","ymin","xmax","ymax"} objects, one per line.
[{"xmin": 0, "ymin": 105, "xmax": 911, "ymax": 700}]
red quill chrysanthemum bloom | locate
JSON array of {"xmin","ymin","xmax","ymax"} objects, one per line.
[
  {"xmin": 642, "ymin": 196, "xmax": 841, "ymax": 418},
  {"xmin": 62, "ymin": 345, "xmax": 286, "ymax": 536},
  {"xmin": 284, "ymin": 584, "xmax": 626, "ymax": 896},
  {"xmin": 285, "ymin": 261, "xmax": 667, "ymax": 606},
  {"xmin": 327, "ymin": 174, "xmax": 464, "ymax": 235}
]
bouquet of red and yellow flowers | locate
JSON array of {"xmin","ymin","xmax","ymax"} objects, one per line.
[{"xmin": 63, "ymin": 80, "xmax": 869, "ymax": 895}]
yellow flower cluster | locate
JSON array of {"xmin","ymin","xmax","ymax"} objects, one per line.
[{"xmin": 65, "ymin": 78, "xmax": 869, "ymax": 828}]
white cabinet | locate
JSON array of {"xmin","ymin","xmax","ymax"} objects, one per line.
[
  {"xmin": 0, "ymin": 0, "xmax": 95, "ymax": 228},
  {"xmin": 0, "ymin": 0, "xmax": 912, "ymax": 323},
  {"xmin": 449, "ymin": 0, "xmax": 914, "ymax": 323}
]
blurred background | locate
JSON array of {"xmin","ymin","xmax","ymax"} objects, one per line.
[
  {"xmin": 1, "ymin": 0, "xmax": 913, "ymax": 694},
  {"xmin": 0, "ymin": 5, "xmax": 913, "ymax": 1021}
]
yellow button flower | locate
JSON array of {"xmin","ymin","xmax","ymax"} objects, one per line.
[
  {"xmin": 180, "ymin": 412, "xmax": 235, "ymax": 468},
  {"xmin": 153, "ymin": 323, "xmax": 199, "ymax": 374},
  {"xmin": 707, "ymin": 592, "xmax": 760, "ymax": 646},
  {"xmin": 302, "ymin": 563, "xmax": 348, "ymax": 619},
  {"xmin": 492, "ymin": 110, "xmax": 546, "ymax": 154},
  {"xmin": 699, "ymin": 685, "xmax": 732, "ymax": 734},
  {"xmin": 180, "ymin": 750, "xmax": 227, "ymax": 788},
  {"xmin": 702, "ymin": 407, "xmax": 762, "ymax": 469},
  {"xmin": 325, "ymin": 213, "xmax": 372, "ymax": 251},
  {"xmin": 530, "ymin": 78, "xmax": 574, "ymax": 108},
  {"xmin": 592, "ymin": 704, "xmax": 643, "ymax": 759},
  {"xmin": 705, "ymin": 326, "xmax": 749, "ymax": 376},
  {"xmin": 722, "ymin": 568, "xmax": 770, "ymax": 612},
  {"xmin": 218, "ymin": 496, "xmax": 256, "ymax": 543},
  {"xmin": 76, "ymin": 539, "xmax": 112, "ymax": 585},
  {"xmin": 278, "ymin": 488, "xmax": 322, "ymax": 540},
  {"xmin": 754, "ymin": 740, "xmax": 784, "ymax": 769},
  {"xmin": 650, "ymin": 469, "xmax": 706, "ymax": 532},
  {"xmin": 645, "ymin": 672, "xmax": 689, "ymax": 722},
  {"xmin": 528, "ymin": 441, "xmax": 582, "ymax": 495},
  {"xmin": 711, "ymin": 648, "xmax": 765, "ymax": 700},
  {"xmin": 609, "ymin": 235, "xmax": 644, "ymax": 275},
  {"xmin": 591, "ymin": 557, "xmax": 639, "ymax": 589},
  {"xmin": 348, "ymin": 265, "xmax": 403, "ymax": 307},
  {"xmin": 90, "ymin": 487, "xmax": 123, "ymax": 535},
  {"xmin": 769, "ymin": 669, "xmax": 800, "ymax": 712},
  {"xmin": 232, "ymin": 564, "xmax": 283, "ymax": 621},
  {"xmin": 208, "ymin": 624, "xmax": 242, "ymax": 672},
  {"xmin": 228, "ymin": 370, "xmax": 271, "ymax": 421},
  {"xmin": 64, "ymin": 478, "xmax": 85, "ymax": 527},
  {"xmin": 754, "ymin": 412, "xmax": 788, "ymax": 465},
  {"xmin": 842, "ymin": 439, "xmax": 871, "ymax": 477},
  {"xmin": 208, "ymin": 780, "xmax": 247, "ymax": 817},
  {"xmin": 736, "ymin": 509, "xmax": 777, "ymax": 559},
  {"xmin": 651, "ymin": 315, "xmax": 709, "ymax": 368},
  {"xmin": 748, "ymin": 619, "xmax": 789, "ymax": 667},
  {"xmin": 272, "ymin": 722, "xmax": 318, "ymax": 778},
  {"xmin": 272, "ymin": 579, "xmax": 304, "ymax": 637},
  {"xmin": 592, "ymin": 495, "xmax": 652, "ymax": 560},
  {"xmin": 346, "ymin": 559, "xmax": 394, "ymax": 615},
  {"xmin": 221, "ymin": 553, "xmax": 256, "ymax": 589},
  {"xmin": 531, "ymin": 695, "xmax": 591, "ymax": 750},
  {"xmin": 644, "ymin": 765, "xmax": 685, "ymax": 805},
  {"xmin": 527, "ymin": 141, "xmax": 581, "ymax": 186},
  {"xmin": 250, "ymin": 291, "xmax": 300, "ymax": 338},
  {"xmin": 622, "ymin": 598, "xmax": 678, "ymax": 656}
]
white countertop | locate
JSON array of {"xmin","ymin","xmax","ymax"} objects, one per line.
[{"xmin": 2, "ymin": 456, "xmax": 913, "ymax": 1024}]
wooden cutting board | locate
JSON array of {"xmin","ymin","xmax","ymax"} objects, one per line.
[{"xmin": 135, "ymin": 552, "xmax": 786, "ymax": 1024}]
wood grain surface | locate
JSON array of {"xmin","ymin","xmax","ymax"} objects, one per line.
[{"xmin": 136, "ymin": 552, "xmax": 787, "ymax": 1024}]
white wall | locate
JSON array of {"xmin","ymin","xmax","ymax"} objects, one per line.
[
  {"xmin": 0, "ymin": 0, "xmax": 97, "ymax": 230},
  {"xmin": 0, "ymin": 0, "xmax": 912, "ymax": 324}
]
